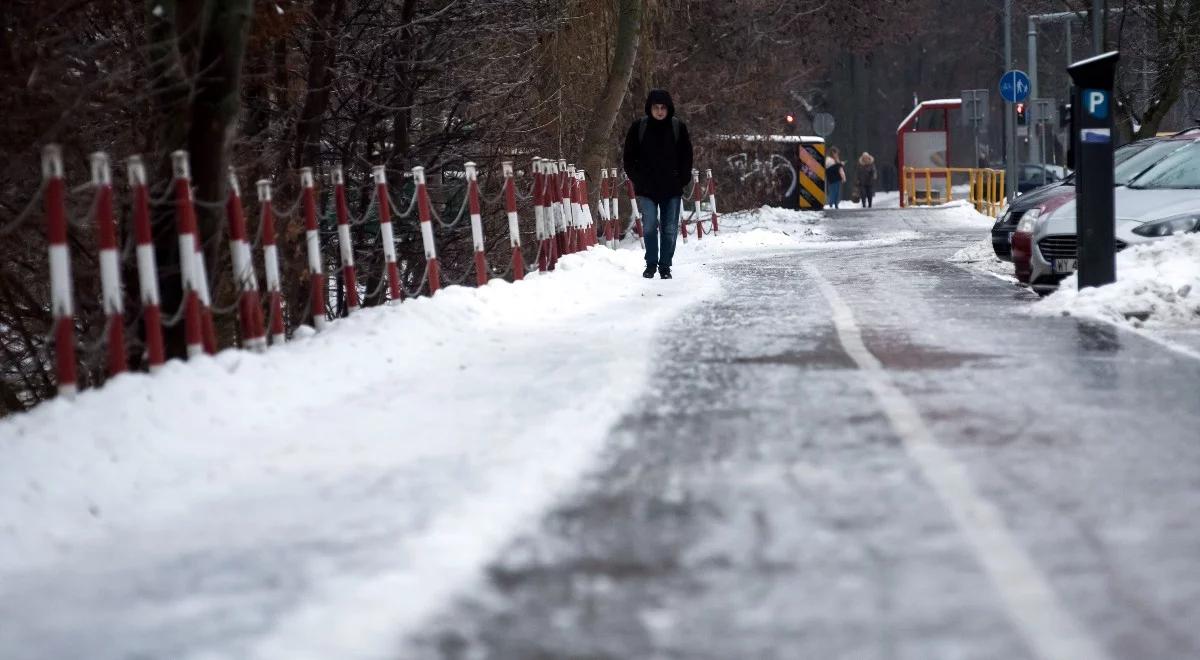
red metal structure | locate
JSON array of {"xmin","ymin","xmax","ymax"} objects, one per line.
[{"xmin": 897, "ymin": 98, "xmax": 961, "ymax": 207}]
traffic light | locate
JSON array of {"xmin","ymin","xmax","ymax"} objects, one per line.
[
  {"xmin": 785, "ymin": 113, "xmax": 796, "ymax": 125},
  {"xmin": 1016, "ymin": 102, "xmax": 1026, "ymax": 125}
]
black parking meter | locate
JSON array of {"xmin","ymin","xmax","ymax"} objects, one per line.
[{"xmin": 1067, "ymin": 51, "xmax": 1120, "ymax": 289}]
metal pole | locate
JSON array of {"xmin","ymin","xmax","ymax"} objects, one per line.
[
  {"xmin": 1028, "ymin": 16, "xmax": 1040, "ymax": 166},
  {"xmin": 1004, "ymin": 0, "xmax": 1016, "ymax": 200},
  {"xmin": 1066, "ymin": 21, "xmax": 1073, "ymax": 65},
  {"xmin": 1092, "ymin": 0, "xmax": 1102, "ymax": 55}
]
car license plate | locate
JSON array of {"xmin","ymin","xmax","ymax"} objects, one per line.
[{"xmin": 1054, "ymin": 258, "xmax": 1077, "ymax": 274}]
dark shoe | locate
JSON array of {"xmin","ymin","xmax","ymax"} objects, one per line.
[
  {"xmin": 658, "ymin": 267, "xmax": 672, "ymax": 279},
  {"xmin": 643, "ymin": 266, "xmax": 656, "ymax": 279}
]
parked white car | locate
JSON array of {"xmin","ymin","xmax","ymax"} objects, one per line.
[{"xmin": 1023, "ymin": 139, "xmax": 1200, "ymax": 293}]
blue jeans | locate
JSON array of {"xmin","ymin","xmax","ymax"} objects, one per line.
[
  {"xmin": 638, "ymin": 196, "xmax": 681, "ymax": 269},
  {"xmin": 827, "ymin": 180, "xmax": 842, "ymax": 208}
]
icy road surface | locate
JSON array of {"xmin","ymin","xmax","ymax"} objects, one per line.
[
  {"xmin": 3, "ymin": 205, "xmax": 1199, "ymax": 660},
  {"xmin": 411, "ymin": 208, "xmax": 1200, "ymax": 660}
]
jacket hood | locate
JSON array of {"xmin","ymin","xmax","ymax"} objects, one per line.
[
  {"xmin": 859, "ymin": 153, "xmax": 875, "ymax": 166},
  {"xmin": 644, "ymin": 89, "xmax": 675, "ymax": 118}
]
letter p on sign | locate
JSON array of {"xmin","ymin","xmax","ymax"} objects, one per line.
[{"xmin": 1085, "ymin": 89, "xmax": 1109, "ymax": 119}]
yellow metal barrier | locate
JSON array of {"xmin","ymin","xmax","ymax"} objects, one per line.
[{"xmin": 902, "ymin": 166, "xmax": 1007, "ymax": 217}]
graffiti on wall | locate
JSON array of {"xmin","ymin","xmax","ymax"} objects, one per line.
[{"xmin": 724, "ymin": 152, "xmax": 797, "ymax": 207}]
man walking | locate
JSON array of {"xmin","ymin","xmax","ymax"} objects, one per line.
[{"xmin": 623, "ymin": 89, "xmax": 693, "ymax": 279}]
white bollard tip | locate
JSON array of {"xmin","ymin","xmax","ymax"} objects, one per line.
[
  {"xmin": 171, "ymin": 151, "xmax": 190, "ymax": 179},
  {"xmin": 89, "ymin": 152, "xmax": 112, "ymax": 186},
  {"xmin": 41, "ymin": 144, "xmax": 64, "ymax": 179},
  {"xmin": 127, "ymin": 156, "xmax": 147, "ymax": 187}
]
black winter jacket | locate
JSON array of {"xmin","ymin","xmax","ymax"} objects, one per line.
[{"xmin": 622, "ymin": 89, "xmax": 694, "ymax": 202}]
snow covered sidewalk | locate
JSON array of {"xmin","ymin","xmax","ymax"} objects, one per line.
[{"xmin": 0, "ymin": 209, "xmax": 817, "ymax": 660}]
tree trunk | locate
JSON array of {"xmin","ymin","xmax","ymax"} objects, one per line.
[
  {"xmin": 579, "ymin": 0, "xmax": 642, "ymax": 195},
  {"xmin": 291, "ymin": 0, "xmax": 348, "ymax": 169},
  {"xmin": 145, "ymin": 0, "xmax": 196, "ymax": 359}
]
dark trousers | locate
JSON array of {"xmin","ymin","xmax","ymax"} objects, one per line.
[
  {"xmin": 860, "ymin": 184, "xmax": 874, "ymax": 208},
  {"xmin": 638, "ymin": 196, "xmax": 681, "ymax": 269}
]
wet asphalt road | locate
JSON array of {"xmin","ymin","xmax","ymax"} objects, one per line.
[{"xmin": 410, "ymin": 209, "xmax": 1200, "ymax": 659}]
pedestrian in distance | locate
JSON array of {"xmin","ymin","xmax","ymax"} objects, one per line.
[
  {"xmin": 826, "ymin": 147, "xmax": 846, "ymax": 209},
  {"xmin": 623, "ymin": 88, "xmax": 694, "ymax": 280},
  {"xmin": 857, "ymin": 152, "xmax": 877, "ymax": 208}
]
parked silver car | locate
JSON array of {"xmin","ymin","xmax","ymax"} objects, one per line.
[{"xmin": 1022, "ymin": 139, "xmax": 1200, "ymax": 293}]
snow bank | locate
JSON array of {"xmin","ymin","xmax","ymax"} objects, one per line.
[
  {"xmin": 1034, "ymin": 234, "xmax": 1200, "ymax": 326},
  {"xmin": 950, "ymin": 237, "xmax": 1016, "ymax": 281},
  {"xmin": 716, "ymin": 205, "xmax": 824, "ymax": 239},
  {"xmin": 0, "ymin": 217, "xmax": 814, "ymax": 660}
]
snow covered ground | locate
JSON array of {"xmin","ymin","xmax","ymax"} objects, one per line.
[
  {"xmin": 949, "ymin": 237, "xmax": 1016, "ymax": 283},
  {"xmin": 1034, "ymin": 234, "xmax": 1200, "ymax": 348},
  {"xmin": 0, "ymin": 207, "xmax": 833, "ymax": 660}
]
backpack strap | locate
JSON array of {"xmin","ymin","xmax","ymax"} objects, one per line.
[{"xmin": 637, "ymin": 116, "xmax": 648, "ymax": 143}]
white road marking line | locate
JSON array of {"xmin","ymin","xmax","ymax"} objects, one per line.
[{"xmin": 803, "ymin": 262, "xmax": 1111, "ymax": 660}]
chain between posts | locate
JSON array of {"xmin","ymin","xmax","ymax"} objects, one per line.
[
  {"xmin": 429, "ymin": 192, "xmax": 470, "ymax": 229},
  {"xmin": 402, "ymin": 263, "xmax": 429, "ymax": 298},
  {"xmin": 386, "ymin": 191, "xmax": 418, "ymax": 219}
]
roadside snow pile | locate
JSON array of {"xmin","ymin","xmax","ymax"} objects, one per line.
[
  {"xmin": 0, "ymin": 245, "xmax": 722, "ymax": 660},
  {"xmin": 1035, "ymin": 234, "xmax": 1200, "ymax": 325},
  {"xmin": 950, "ymin": 238, "xmax": 1015, "ymax": 280},
  {"xmin": 719, "ymin": 205, "xmax": 824, "ymax": 237}
]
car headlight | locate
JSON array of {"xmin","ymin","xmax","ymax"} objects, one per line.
[
  {"xmin": 1016, "ymin": 208, "xmax": 1041, "ymax": 233},
  {"xmin": 1132, "ymin": 214, "xmax": 1200, "ymax": 237}
]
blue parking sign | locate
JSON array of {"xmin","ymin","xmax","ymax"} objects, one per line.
[
  {"xmin": 1083, "ymin": 89, "xmax": 1109, "ymax": 119},
  {"xmin": 999, "ymin": 70, "xmax": 1030, "ymax": 103}
]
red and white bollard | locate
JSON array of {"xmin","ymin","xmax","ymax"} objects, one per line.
[
  {"xmin": 559, "ymin": 159, "xmax": 573, "ymax": 255},
  {"xmin": 549, "ymin": 160, "xmax": 565, "ymax": 266},
  {"xmin": 565, "ymin": 164, "xmax": 578, "ymax": 253},
  {"xmin": 465, "ymin": 162, "xmax": 488, "ymax": 287},
  {"xmin": 503, "ymin": 161, "xmax": 524, "ymax": 281},
  {"xmin": 171, "ymin": 151, "xmax": 206, "ymax": 357},
  {"xmin": 332, "ymin": 165, "xmax": 360, "ymax": 312},
  {"xmin": 127, "ymin": 156, "xmax": 166, "ymax": 370},
  {"xmin": 690, "ymin": 168, "xmax": 704, "ymax": 240},
  {"xmin": 43, "ymin": 145, "xmax": 78, "ymax": 396},
  {"xmin": 598, "ymin": 168, "xmax": 610, "ymax": 247},
  {"xmin": 625, "ymin": 175, "xmax": 644, "ymax": 248},
  {"xmin": 679, "ymin": 185, "xmax": 689, "ymax": 245},
  {"xmin": 300, "ymin": 167, "xmax": 327, "ymax": 330},
  {"xmin": 576, "ymin": 169, "xmax": 594, "ymax": 248},
  {"xmin": 90, "ymin": 153, "xmax": 126, "ymax": 376},
  {"xmin": 706, "ymin": 168, "xmax": 720, "ymax": 235},
  {"xmin": 533, "ymin": 158, "xmax": 548, "ymax": 273},
  {"xmin": 608, "ymin": 167, "xmax": 620, "ymax": 249},
  {"xmin": 256, "ymin": 179, "xmax": 286, "ymax": 345},
  {"xmin": 373, "ymin": 166, "xmax": 403, "ymax": 300},
  {"xmin": 413, "ymin": 166, "xmax": 441, "ymax": 294},
  {"xmin": 225, "ymin": 169, "xmax": 266, "ymax": 351}
]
